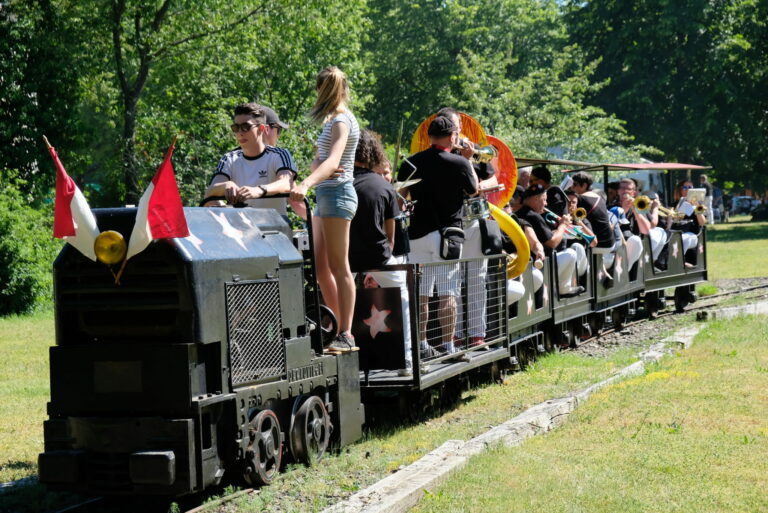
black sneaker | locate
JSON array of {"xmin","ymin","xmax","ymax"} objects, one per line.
[{"xmin": 325, "ymin": 332, "xmax": 357, "ymax": 353}]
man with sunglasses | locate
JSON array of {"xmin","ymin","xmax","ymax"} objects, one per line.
[
  {"xmin": 618, "ymin": 178, "xmax": 668, "ymax": 268},
  {"xmin": 205, "ymin": 103, "xmax": 296, "ymax": 215}
]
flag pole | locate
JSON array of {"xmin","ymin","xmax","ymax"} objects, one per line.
[{"xmin": 43, "ymin": 135, "xmax": 53, "ymax": 150}]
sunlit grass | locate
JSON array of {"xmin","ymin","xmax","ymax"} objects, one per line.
[
  {"xmin": 0, "ymin": 311, "xmax": 53, "ymax": 483},
  {"xmin": 413, "ymin": 315, "xmax": 768, "ymax": 513},
  {"xmin": 705, "ymin": 219, "xmax": 768, "ymax": 280}
]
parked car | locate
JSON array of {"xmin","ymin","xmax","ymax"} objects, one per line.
[{"xmin": 731, "ymin": 196, "xmax": 759, "ymax": 215}]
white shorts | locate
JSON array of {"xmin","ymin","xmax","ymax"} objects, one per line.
[{"xmin": 408, "ymin": 229, "xmax": 461, "ymax": 297}]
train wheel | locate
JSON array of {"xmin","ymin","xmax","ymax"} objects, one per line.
[
  {"xmin": 588, "ymin": 314, "xmax": 605, "ymax": 337},
  {"xmin": 674, "ymin": 285, "xmax": 694, "ymax": 313},
  {"xmin": 610, "ymin": 308, "xmax": 625, "ymax": 330},
  {"xmin": 290, "ymin": 396, "xmax": 332, "ymax": 466},
  {"xmin": 243, "ymin": 410, "xmax": 282, "ymax": 486}
]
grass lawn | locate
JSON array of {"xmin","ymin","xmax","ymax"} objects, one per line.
[
  {"xmin": 0, "ymin": 311, "xmax": 54, "ymax": 483},
  {"xmin": 413, "ymin": 315, "xmax": 768, "ymax": 513},
  {"xmin": 704, "ymin": 217, "xmax": 768, "ymax": 281}
]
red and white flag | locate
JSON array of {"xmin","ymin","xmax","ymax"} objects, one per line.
[
  {"xmin": 50, "ymin": 140, "xmax": 99, "ymax": 261},
  {"xmin": 126, "ymin": 140, "xmax": 189, "ymax": 260}
]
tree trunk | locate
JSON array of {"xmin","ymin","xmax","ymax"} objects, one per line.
[{"xmin": 122, "ymin": 92, "xmax": 140, "ymax": 204}]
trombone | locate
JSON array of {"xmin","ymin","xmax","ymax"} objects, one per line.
[{"xmin": 657, "ymin": 206, "xmax": 686, "ymax": 220}]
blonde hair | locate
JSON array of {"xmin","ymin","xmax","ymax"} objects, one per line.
[{"xmin": 309, "ymin": 66, "xmax": 349, "ymax": 123}]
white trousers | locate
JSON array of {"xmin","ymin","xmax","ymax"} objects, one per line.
[
  {"xmin": 681, "ymin": 232, "xmax": 698, "ymax": 254},
  {"xmin": 507, "ymin": 278, "xmax": 525, "ymax": 305},
  {"xmin": 455, "ymin": 219, "xmax": 487, "ymax": 339},
  {"xmin": 555, "ymin": 248, "xmax": 578, "ymax": 293},
  {"xmin": 532, "ymin": 268, "xmax": 544, "ymax": 292},
  {"xmin": 649, "ymin": 227, "xmax": 668, "ymax": 261},
  {"xmin": 705, "ymin": 196, "xmax": 714, "ymax": 224}
]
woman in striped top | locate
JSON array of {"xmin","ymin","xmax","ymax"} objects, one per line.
[{"xmin": 290, "ymin": 66, "xmax": 360, "ymax": 352}]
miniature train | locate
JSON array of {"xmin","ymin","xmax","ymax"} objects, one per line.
[{"xmin": 37, "ymin": 196, "xmax": 706, "ymax": 496}]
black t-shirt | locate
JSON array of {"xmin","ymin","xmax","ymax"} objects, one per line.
[
  {"xmin": 671, "ymin": 213, "xmax": 701, "ymax": 235},
  {"xmin": 623, "ymin": 210, "xmax": 650, "ymax": 239},
  {"xmin": 518, "ymin": 205, "xmax": 555, "ymax": 256},
  {"xmin": 349, "ymin": 167, "xmax": 399, "ymax": 272},
  {"xmin": 397, "ymin": 146, "xmax": 477, "ymax": 240},
  {"xmin": 502, "ymin": 212, "xmax": 531, "ymax": 254},
  {"xmin": 578, "ymin": 195, "xmax": 614, "ymax": 248},
  {"xmin": 546, "ymin": 186, "xmax": 568, "ymax": 217}
]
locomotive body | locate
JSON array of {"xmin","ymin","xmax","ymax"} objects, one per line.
[{"xmin": 39, "ymin": 207, "xmax": 363, "ymax": 495}]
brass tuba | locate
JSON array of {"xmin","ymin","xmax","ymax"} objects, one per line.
[{"xmin": 573, "ymin": 207, "xmax": 588, "ymax": 222}]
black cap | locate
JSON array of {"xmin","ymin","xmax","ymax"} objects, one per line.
[
  {"xmin": 522, "ymin": 183, "xmax": 547, "ymax": 200},
  {"xmin": 262, "ymin": 106, "xmax": 288, "ymax": 130},
  {"xmin": 427, "ymin": 115, "xmax": 457, "ymax": 137},
  {"xmin": 531, "ymin": 165, "xmax": 551, "ymax": 184}
]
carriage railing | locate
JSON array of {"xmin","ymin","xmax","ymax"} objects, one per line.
[{"xmin": 415, "ymin": 255, "xmax": 507, "ymax": 365}]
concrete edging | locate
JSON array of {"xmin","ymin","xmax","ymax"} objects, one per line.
[{"xmin": 323, "ymin": 300, "xmax": 768, "ymax": 513}]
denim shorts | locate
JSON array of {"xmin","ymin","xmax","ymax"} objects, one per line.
[{"xmin": 314, "ymin": 181, "xmax": 358, "ymax": 220}]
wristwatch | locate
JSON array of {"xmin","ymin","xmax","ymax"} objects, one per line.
[{"xmin": 257, "ymin": 185, "xmax": 268, "ymax": 197}]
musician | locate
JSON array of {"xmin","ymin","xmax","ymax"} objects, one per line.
[
  {"xmin": 206, "ymin": 103, "xmax": 297, "ymax": 214},
  {"xmin": 570, "ymin": 171, "xmax": 637, "ymax": 276},
  {"xmin": 517, "ymin": 184, "xmax": 583, "ymax": 296},
  {"xmin": 504, "ymin": 187, "xmax": 544, "ymax": 305},
  {"xmin": 397, "ymin": 115, "xmax": 478, "ymax": 358},
  {"xmin": 436, "ymin": 108, "xmax": 497, "ymax": 349},
  {"xmin": 670, "ymin": 179, "xmax": 706, "ymax": 264},
  {"xmin": 617, "ymin": 178, "xmax": 668, "ymax": 267},
  {"xmin": 530, "ymin": 166, "xmax": 567, "ymax": 216},
  {"xmin": 699, "ymin": 174, "xmax": 714, "ymax": 224},
  {"xmin": 349, "ymin": 129, "xmax": 413, "ymax": 375}
]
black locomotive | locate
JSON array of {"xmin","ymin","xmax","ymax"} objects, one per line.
[{"xmin": 38, "ymin": 184, "xmax": 706, "ymax": 497}]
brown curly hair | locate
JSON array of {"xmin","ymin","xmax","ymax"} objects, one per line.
[{"xmin": 354, "ymin": 129, "xmax": 386, "ymax": 169}]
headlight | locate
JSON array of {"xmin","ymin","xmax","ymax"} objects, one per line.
[{"xmin": 94, "ymin": 230, "xmax": 127, "ymax": 265}]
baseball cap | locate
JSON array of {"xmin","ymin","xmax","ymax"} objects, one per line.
[
  {"xmin": 522, "ymin": 183, "xmax": 547, "ymax": 200},
  {"xmin": 427, "ymin": 116, "xmax": 457, "ymax": 137},
  {"xmin": 262, "ymin": 106, "xmax": 289, "ymax": 130}
]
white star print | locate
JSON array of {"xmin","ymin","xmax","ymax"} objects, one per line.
[
  {"xmin": 363, "ymin": 305, "xmax": 392, "ymax": 338},
  {"xmin": 209, "ymin": 211, "xmax": 247, "ymax": 251},
  {"xmin": 182, "ymin": 231, "xmax": 204, "ymax": 253},
  {"xmin": 615, "ymin": 255, "xmax": 623, "ymax": 282},
  {"xmin": 526, "ymin": 295, "xmax": 534, "ymax": 315},
  {"xmin": 671, "ymin": 242, "xmax": 679, "ymax": 259},
  {"xmin": 238, "ymin": 212, "xmax": 254, "ymax": 228}
]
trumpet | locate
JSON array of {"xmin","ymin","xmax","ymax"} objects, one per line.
[
  {"xmin": 454, "ymin": 138, "xmax": 498, "ymax": 164},
  {"xmin": 694, "ymin": 204, "xmax": 707, "ymax": 215},
  {"xmin": 573, "ymin": 207, "xmax": 588, "ymax": 222},
  {"xmin": 633, "ymin": 195, "xmax": 651, "ymax": 214},
  {"xmin": 543, "ymin": 208, "xmax": 596, "ymax": 245}
]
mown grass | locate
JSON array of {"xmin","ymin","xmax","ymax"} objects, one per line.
[
  {"xmin": 705, "ymin": 218, "xmax": 768, "ymax": 280},
  {"xmin": 220, "ymin": 346, "xmax": 658, "ymax": 513},
  {"xmin": 0, "ymin": 311, "xmax": 53, "ymax": 483},
  {"xmin": 413, "ymin": 315, "xmax": 768, "ymax": 513}
]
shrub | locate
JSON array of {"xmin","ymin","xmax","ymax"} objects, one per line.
[{"xmin": 0, "ymin": 172, "xmax": 62, "ymax": 315}]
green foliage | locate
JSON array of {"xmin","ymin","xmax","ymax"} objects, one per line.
[{"xmin": 0, "ymin": 172, "xmax": 62, "ymax": 315}]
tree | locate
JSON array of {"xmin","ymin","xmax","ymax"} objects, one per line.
[{"xmin": 566, "ymin": 0, "xmax": 768, "ymax": 191}]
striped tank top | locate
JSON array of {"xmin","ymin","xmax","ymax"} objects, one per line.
[{"xmin": 316, "ymin": 110, "xmax": 360, "ymax": 187}]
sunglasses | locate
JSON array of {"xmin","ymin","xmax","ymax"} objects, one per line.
[
  {"xmin": 268, "ymin": 123, "xmax": 283, "ymax": 134},
  {"xmin": 682, "ymin": 185, "xmax": 692, "ymax": 190},
  {"xmin": 230, "ymin": 122, "xmax": 260, "ymax": 133}
]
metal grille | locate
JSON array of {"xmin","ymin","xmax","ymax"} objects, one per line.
[
  {"xmin": 417, "ymin": 256, "xmax": 507, "ymax": 364},
  {"xmin": 226, "ymin": 280, "xmax": 285, "ymax": 386}
]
